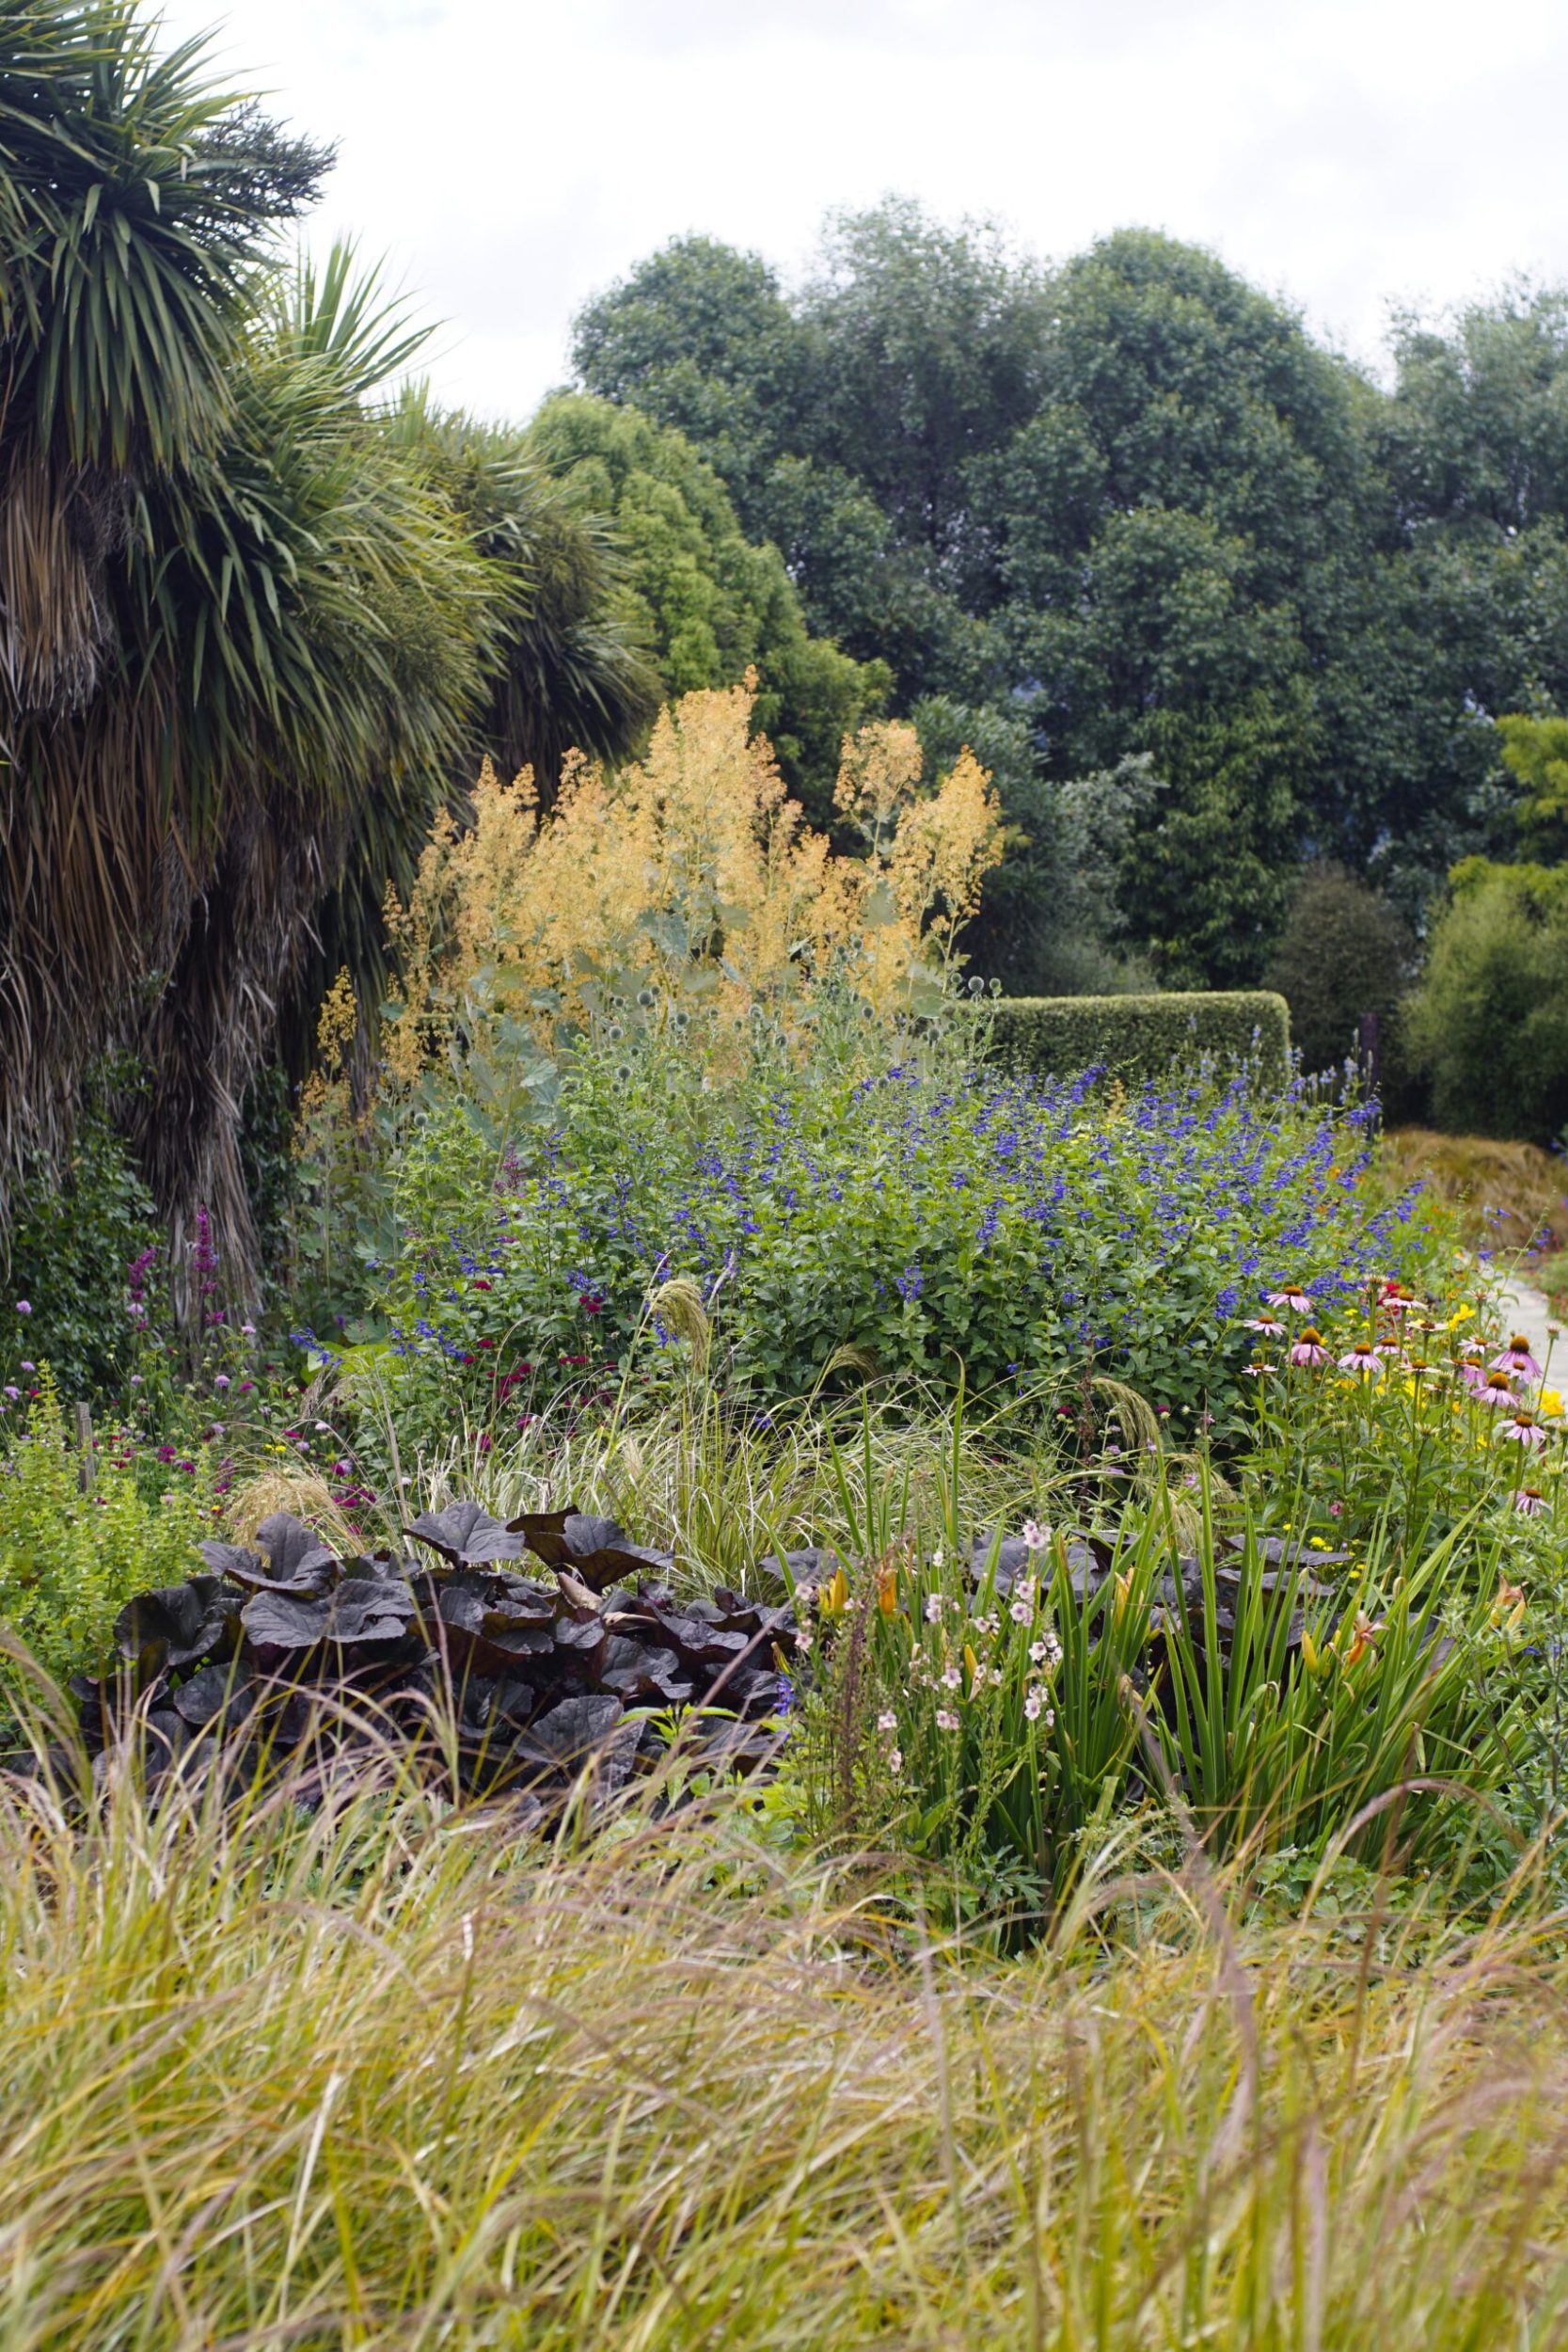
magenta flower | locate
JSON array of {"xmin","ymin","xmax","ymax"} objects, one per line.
[
  {"xmin": 1501, "ymin": 1408, "xmax": 1547, "ymax": 1450},
  {"xmin": 1289, "ymin": 1327, "xmax": 1329, "ymax": 1367},
  {"xmin": 1513, "ymin": 1487, "xmax": 1547, "ymax": 1517},
  {"xmin": 1493, "ymin": 1334, "xmax": 1544, "ymax": 1382},
  {"xmin": 1267, "ymin": 1285, "xmax": 1314, "ymax": 1315},
  {"xmin": 14, "ymin": 1300, "xmax": 29, "ymax": 1316},
  {"xmin": 1457, "ymin": 1350, "xmax": 1489, "ymax": 1391},
  {"xmin": 1478, "ymin": 1372, "xmax": 1519, "ymax": 1411}
]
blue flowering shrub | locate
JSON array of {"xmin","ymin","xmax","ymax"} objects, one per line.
[{"xmin": 369, "ymin": 1039, "xmax": 1429, "ymax": 1448}]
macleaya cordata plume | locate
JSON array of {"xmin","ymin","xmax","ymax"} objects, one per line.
[{"xmin": 374, "ymin": 678, "xmax": 1005, "ymax": 1089}]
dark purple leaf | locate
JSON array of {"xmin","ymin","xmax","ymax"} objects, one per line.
[{"xmin": 407, "ymin": 1502, "xmax": 529, "ymax": 1568}]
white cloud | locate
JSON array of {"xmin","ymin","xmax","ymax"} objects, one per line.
[{"xmin": 158, "ymin": 0, "xmax": 1568, "ymax": 420}]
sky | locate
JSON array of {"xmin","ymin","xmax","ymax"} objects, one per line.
[{"xmin": 154, "ymin": 0, "xmax": 1568, "ymax": 424}]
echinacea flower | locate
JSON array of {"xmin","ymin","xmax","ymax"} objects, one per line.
[
  {"xmin": 1513, "ymin": 1486, "xmax": 1547, "ymax": 1517},
  {"xmin": 1338, "ymin": 1342, "xmax": 1383, "ymax": 1377},
  {"xmin": 1501, "ymin": 1407, "xmax": 1547, "ymax": 1449},
  {"xmin": 1289, "ymin": 1327, "xmax": 1329, "ymax": 1367},
  {"xmin": 1244, "ymin": 1313, "xmax": 1286, "ymax": 1338},
  {"xmin": 1267, "ymin": 1285, "xmax": 1314, "ymax": 1314},
  {"xmin": 1494, "ymin": 1334, "xmax": 1544, "ymax": 1381},
  {"xmin": 1379, "ymin": 1279, "xmax": 1422, "ymax": 1313},
  {"xmin": 1478, "ymin": 1372, "xmax": 1519, "ymax": 1411},
  {"xmin": 1243, "ymin": 1360, "xmax": 1273, "ymax": 1379},
  {"xmin": 1457, "ymin": 1347, "xmax": 1489, "ymax": 1390}
]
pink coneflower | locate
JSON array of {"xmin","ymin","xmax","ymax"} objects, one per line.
[
  {"xmin": 1501, "ymin": 1407, "xmax": 1547, "ymax": 1450},
  {"xmin": 1494, "ymin": 1334, "xmax": 1544, "ymax": 1381},
  {"xmin": 1513, "ymin": 1486, "xmax": 1547, "ymax": 1517},
  {"xmin": 1244, "ymin": 1312, "xmax": 1286, "ymax": 1338},
  {"xmin": 1478, "ymin": 1371, "xmax": 1519, "ymax": 1411},
  {"xmin": 1338, "ymin": 1342, "xmax": 1384, "ymax": 1378},
  {"xmin": 1268, "ymin": 1285, "xmax": 1314, "ymax": 1314},
  {"xmin": 1243, "ymin": 1359, "xmax": 1273, "ymax": 1380},
  {"xmin": 1289, "ymin": 1327, "xmax": 1329, "ymax": 1367},
  {"xmin": 1457, "ymin": 1347, "xmax": 1490, "ymax": 1391}
]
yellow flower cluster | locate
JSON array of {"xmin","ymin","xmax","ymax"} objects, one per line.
[{"xmin": 379, "ymin": 679, "xmax": 1004, "ymax": 1086}]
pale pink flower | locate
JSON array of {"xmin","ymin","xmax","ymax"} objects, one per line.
[
  {"xmin": 1009, "ymin": 1597, "xmax": 1032, "ymax": 1624},
  {"xmin": 1289, "ymin": 1327, "xmax": 1329, "ymax": 1367},
  {"xmin": 1022, "ymin": 1518, "xmax": 1050, "ymax": 1551},
  {"xmin": 1494, "ymin": 1334, "xmax": 1544, "ymax": 1381},
  {"xmin": 1244, "ymin": 1312, "xmax": 1286, "ymax": 1338},
  {"xmin": 1513, "ymin": 1486, "xmax": 1547, "ymax": 1517},
  {"xmin": 1501, "ymin": 1408, "xmax": 1547, "ymax": 1450},
  {"xmin": 1267, "ymin": 1286, "xmax": 1314, "ymax": 1314},
  {"xmin": 935, "ymin": 1708, "xmax": 959, "ymax": 1732},
  {"xmin": 888, "ymin": 1748, "xmax": 903, "ymax": 1773},
  {"xmin": 1024, "ymin": 1690, "xmax": 1045, "ymax": 1722},
  {"xmin": 877, "ymin": 1710, "xmax": 898, "ymax": 1733},
  {"xmin": 941, "ymin": 1661, "xmax": 962, "ymax": 1691},
  {"xmin": 1338, "ymin": 1342, "xmax": 1384, "ymax": 1378}
]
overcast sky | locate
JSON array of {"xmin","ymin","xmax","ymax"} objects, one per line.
[{"xmin": 156, "ymin": 0, "xmax": 1568, "ymax": 423}]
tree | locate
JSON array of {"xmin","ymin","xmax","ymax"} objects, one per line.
[
  {"xmin": 1264, "ymin": 866, "xmax": 1414, "ymax": 1075},
  {"xmin": 0, "ymin": 3, "xmax": 657, "ymax": 1294},
  {"xmin": 574, "ymin": 214, "xmax": 1568, "ymax": 996},
  {"xmin": 525, "ymin": 393, "xmax": 887, "ymax": 824},
  {"xmin": 1403, "ymin": 861, "xmax": 1568, "ymax": 1141}
]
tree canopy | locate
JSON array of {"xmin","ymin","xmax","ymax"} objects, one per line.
[{"xmin": 574, "ymin": 208, "xmax": 1568, "ymax": 988}]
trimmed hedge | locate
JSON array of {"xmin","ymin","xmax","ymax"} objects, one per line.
[{"xmin": 986, "ymin": 992, "xmax": 1291, "ymax": 1091}]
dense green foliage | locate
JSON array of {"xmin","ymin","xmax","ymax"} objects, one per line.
[
  {"xmin": 987, "ymin": 990, "xmax": 1290, "ymax": 1090},
  {"xmin": 1404, "ymin": 859, "xmax": 1568, "ymax": 1141},
  {"xmin": 524, "ymin": 393, "xmax": 886, "ymax": 820},
  {"xmin": 369, "ymin": 1027, "xmax": 1394, "ymax": 1454},
  {"xmin": 574, "ymin": 213, "xmax": 1568, "ymax": 988},
  {"xmin": 1264, "ymin": 866, "xmax": 1414, "ymax": 1076},
  {"xmin": 3, "ymin": 1082, "xmax": 159, "ymax": 1405}
]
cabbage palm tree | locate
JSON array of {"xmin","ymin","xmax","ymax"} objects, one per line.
[{"xmin": 0, "ymin": 2, "xmax": 657, "ymax": 1296}]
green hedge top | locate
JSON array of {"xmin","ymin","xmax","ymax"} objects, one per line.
[{"xmin": 985, "ymin": 992, "xmax": 1291, "ymax": 1092}]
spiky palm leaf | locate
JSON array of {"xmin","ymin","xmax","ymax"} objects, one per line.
[{"xmin": 0, "ymin": 3, "xmax": 657, "ymax": 1304}]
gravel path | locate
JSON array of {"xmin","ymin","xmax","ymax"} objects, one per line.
[{"xmin": 1498, "ymin": 1278, "xmax": 1563, "ymax": 1390}]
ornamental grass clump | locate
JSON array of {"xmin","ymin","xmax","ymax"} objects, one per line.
[{"xmin": 4, "ymin": 1730, "xmax": 1568, "ymax": 2344}]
